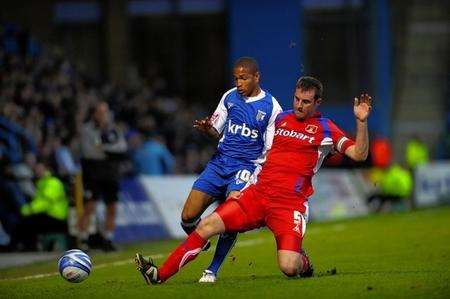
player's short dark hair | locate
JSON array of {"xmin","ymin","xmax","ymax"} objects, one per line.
[
  {"xmin": 296, "ymin": 76, "xmax": 323, "ymax": 100},
  {"xmin": 233, "ymin": 57, "xmax": 259, "ymax": 74}
]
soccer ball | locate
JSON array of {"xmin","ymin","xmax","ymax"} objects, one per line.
[{"xmin": 58, "ymin": 249, "xmax": 92, "ymax": 283}]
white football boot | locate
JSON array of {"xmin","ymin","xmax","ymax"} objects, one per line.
[{"xmin": 198, "ymin": 270, "xmax": 217, "ymax": 283}]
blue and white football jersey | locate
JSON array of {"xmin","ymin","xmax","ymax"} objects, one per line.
[
  {"xmin": 210, "ymin": 87, "xmax": 282, "ymax": 164},
  {"xmin": 191, "ymin": 87, "xmax": 282, "ymax": 198}
]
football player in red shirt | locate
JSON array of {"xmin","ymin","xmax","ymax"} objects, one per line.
[{"xmin": 135, "ymin": 76, "xmax": 372, "ymax": 284}]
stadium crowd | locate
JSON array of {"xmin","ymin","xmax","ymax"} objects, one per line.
[{"xmin": 0, "ymin": 23, "xmax": 215, "ymax": 251}]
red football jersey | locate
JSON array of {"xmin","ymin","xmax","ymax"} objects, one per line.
[{"xmin": 254, "ymin": 110, "xmax": 355, "ymax": 201}]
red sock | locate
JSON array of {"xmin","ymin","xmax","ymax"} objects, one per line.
[{"xmin": 158, "ymin": 231, "xmax": 207, "ymax": 282}]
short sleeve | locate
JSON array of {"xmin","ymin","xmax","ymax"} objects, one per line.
[{"xmin": 210, "ymin": 88, "xmax": 235, "ymax": 133}]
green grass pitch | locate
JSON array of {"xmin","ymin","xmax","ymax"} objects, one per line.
[{"xmin": 1, "ymin": 206, "xmax": 449, "ymax": 299}]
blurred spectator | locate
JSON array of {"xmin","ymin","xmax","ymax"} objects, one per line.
[
  {"xmin": 78, "ymin": 101, "xmax": 127, "ymax": 252},
  {"xmin": 132, "ymin": 116, "xmax": 174, "ymax": 175},
  {"xmin": 371, "ymin": 137, "xmax": 392, "ymax": 169},
  {"xmin": 0, "ymin": 159, "xmax": 25, "ymax": 247},
  {"xmin": 0, "ymin": 112, "xmax": 38, "ymax": 246},
  {"xmin": 9, "ymin": 161, "xmax": 68, "ymax": 251},
  {"xmin": 405, "ymin": 136, "xmax": 430, "ymax": 208},
  {"xmin": 367, "ymin": 138, "xmax": 413, "ymax": 212},
  {"xmin": 0, "ymin": 115, "xmax": 38, "ymax": 200},
  {"xmin": 132, "ymin": 133, "xmax": 174, "ymax": 175},
  {"xmin": 405, "ymin": 136, "xmax": 429, "ymax": 171},
  {"xmin": 53, "ymin": 135, "xmax": 79, "ymax": 179},
  {"xmin": 0, "ymin": 115, "xmax": 37, "ymax": 164},
  {"xmin": 367, "ymin": 164, "xmax": 413, "ymax": 212}
]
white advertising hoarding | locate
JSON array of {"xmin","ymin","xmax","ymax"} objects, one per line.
[
  {"xmin": 309, "ymin": 170, "xmax": 369, "ymax": 221},
  {"xmin": 139, "ymin": 176, "xmax": 218, "ymax": 238},
  {"xmin": 415, "ymin": 161, "xmax": 450, "ymax": 207},
  {"xmin": 139, "ymin": 170, "xmax": 369, "ymax": 239}
]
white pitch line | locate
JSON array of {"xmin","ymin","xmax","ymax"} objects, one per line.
[
  {"xmin": 6, "ymin": 272, "xmax": 58, "ymax": 281},
  {"xmin": 0, "ymin": 238, "xmax": 267, "ymax": 282},
  {"xmin": 93, "ymin": 254, "xmax": 166, "ymax": 270}
]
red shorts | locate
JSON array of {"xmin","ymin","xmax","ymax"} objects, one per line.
[{"xmin": 215, "ymin": 184, "xmax": 308, "ymax": 252}]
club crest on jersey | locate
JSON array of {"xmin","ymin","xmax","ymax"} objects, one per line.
[
  {"xmin": 256, "ymin": 110, "xmax": 266, "ymax": 121},
  {"xmin": 305, "ymin": 124, "xmax": 318, "ymax": 134}
]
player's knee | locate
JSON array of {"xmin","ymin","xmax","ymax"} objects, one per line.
[
  {"xmin": 228, "ymin": 190, "xmax": 241, "ymax": 199},
  {"xmin": 197, "ymin": 216, "xmax": 217, "ymax": 233},
  {"xmin": 197, "ymin": 214, "xmax": 223, "ymax": 238},
  {"xmin": 181, "ymin": 205, "xmax": 202, "ymax": 224},
  {"xmin": 278, "ymin": 252, "xmax": 301, "ymax": 277},
  {"xmin": 181, "ymin": 200, "xmax": 206, "ymax": 223},
  {"xmin": 181, "ymin": 209, "xmax": 193, "ymax": 223},
  {"xmin": 279, "ymin": 262, "xmax": 299, "ymax": 277}
]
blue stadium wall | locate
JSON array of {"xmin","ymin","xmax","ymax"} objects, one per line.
[
  {"xmin": 228, "ymin": 0, "xmax": 303, "ymax": 110},
  {"xmin": 228, "ymin": 0, "xmax": 391, "ymax": 137}
]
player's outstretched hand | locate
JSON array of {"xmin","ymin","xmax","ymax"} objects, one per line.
[
  {"xmin": 354, "ymin": 93, "xmax": 372, "ymax": 122},
  {"xmin": 193, "ymin": 116, "xmax": 213, "ymax": 134}
]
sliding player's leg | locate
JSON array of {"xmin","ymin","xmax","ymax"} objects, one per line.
[
  {"xmin": 277, "ymin": 245, "xmax": 312, "ymax": 277},
  {"xmin": 135, "ymin": 191, "xmax": 259, "ymax": 285},
  {"xmin": 267, "ymin": 207, "xmax": 313, "ymax": 277},
  {"xmin": 135, "ymin": 212, "xmax": 225, "ymax": 285}
]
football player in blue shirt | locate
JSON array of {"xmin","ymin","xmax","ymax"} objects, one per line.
[{"xmin": 181, "ymin": 57, "xmax": 282, "ymax": 283}]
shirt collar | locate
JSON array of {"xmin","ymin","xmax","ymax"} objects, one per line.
[{"xmin": 242, "ymin": 89, "xmax": 266, "ymax": 103}]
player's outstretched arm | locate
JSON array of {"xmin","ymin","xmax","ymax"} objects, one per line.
[
  {"xmin": 345, "ymin": 93, "xmax": 372, "ymax": 161},
  {"xmin": 193, "ymin": 116, "xmax": 220, "ymax": 139}
]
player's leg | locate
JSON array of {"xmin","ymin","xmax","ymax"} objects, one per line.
[
  {"xmin": 200, "ymin": 190, "xmax": 241, "ymax": 282},
  {"xmin": 201, "ymin": 165, "xmax": 255, "ymax": 282},
  {"xmin": 77, "ymin": 175, "xmax": 100, "ymax": 251},
  {"xmin": 277, "ymin": 245, "xmax": 312, "ymax": 277},
  {"xmin": 78, "ymin": 199, "xmax": 95, "ymax": 234},
  {"xmin": 180, "ymin": 189, "xmax": 215, "ymax": 234},
  {"xmin": 105, "ymin": 203, "xmax": 116, "ymax": 238},
  {"xmin": 135, "ymin": 198, "xmax": 253, "ymax": 284},
  {"xmin": 155, "ymin": 213, "xmax": 226, "ymax": 282},
  {"xmin": 102, "ymin": 181, "xmax": 119, "ymax": 251},
  {"xmin": 268, "ymin": 208, "xmax": 313, "ymax": 277},
  {"xmin": 77, "ymin": 199, "xmax": 95, "ymax": 251},
  {"xmin": 181, "ymin": 162, "xmax": 224, "ymax": 235},
  {"xmin": 277, "ymin": 249, "xmax": 303, "ymax": 276},
  {"xmin": 103, "ymin": 202, "xmax": 117, "ymax": 251}
]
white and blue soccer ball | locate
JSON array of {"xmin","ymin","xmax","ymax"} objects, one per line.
[{"xmin": 58, "ymin": 249, "xmax": 92, "ymax": 283}]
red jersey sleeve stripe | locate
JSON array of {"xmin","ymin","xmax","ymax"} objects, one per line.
[{"xmin": 337, "ymin": 136, "xmax": 355, "ymax": 153}]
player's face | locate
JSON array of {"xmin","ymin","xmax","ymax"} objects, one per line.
[
  {"xmin": 233, "ymin": 66, "xmax": 260, "ymax": 97},
  {"xmin": 293, "ymin": 88, "xmax": 321, "ymax": 120}
]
